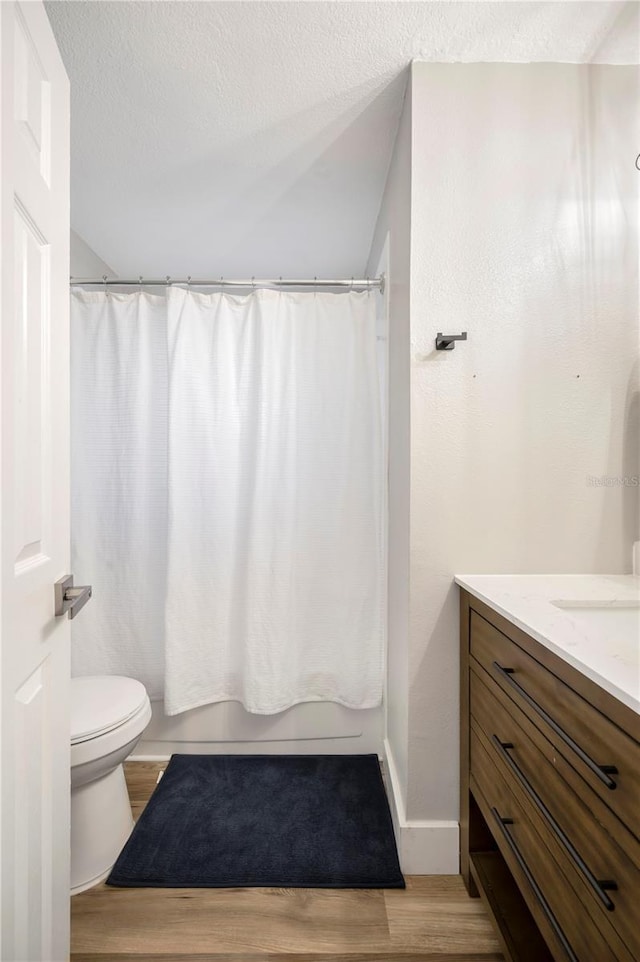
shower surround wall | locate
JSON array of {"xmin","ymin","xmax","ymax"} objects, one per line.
[{"xmin": 367, "ymin": 62, "xmax": 640, "ymax": 872}]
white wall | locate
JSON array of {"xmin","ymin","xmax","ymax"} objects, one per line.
[
  {"xmin": 70, "ymin": 229, "xmax": 114, "ymax": 279},
  {"xmin": 368, "ymin": 62, "xmax": 639, "ymax": 865},
  {"xmin": 408, "ymin": 61, "xmax": 638, "ymax": 821},
  {"xmin": 366, "ymin": 75, "xmax": 412, "ymax": 816}
]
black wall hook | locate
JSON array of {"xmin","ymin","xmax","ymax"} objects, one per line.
[{"xmin": 436, "ymin": 332, "xmax": 467, "ymax": 351}]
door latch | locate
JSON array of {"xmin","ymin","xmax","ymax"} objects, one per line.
[{"xmin": 54, "ymin": 575, "xmax": 92, "ymax": 620}]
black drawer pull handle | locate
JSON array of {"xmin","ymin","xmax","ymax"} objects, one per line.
[
  {"xmin": 491, "ymin": 807, "xmax": 578, "ymax": 962},
  {"xmin": 491, "ymin": 735, "xmax": 617, "ymax": 911},
  {"xmin": 492, "ymin": 661, "xmax": 618, "ymax": 790}
]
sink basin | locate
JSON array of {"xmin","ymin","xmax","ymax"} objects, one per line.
[{"xmin": 552, "ymin": 600, "xmax": 640, "ymax": 647}]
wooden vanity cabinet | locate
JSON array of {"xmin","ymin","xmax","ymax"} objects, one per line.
[{"xmin": 460, "ymin": 589, "xmax": 640, "ymax": 962}]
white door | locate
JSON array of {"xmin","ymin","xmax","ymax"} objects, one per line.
[{"xmin": 0, "ymin": 2, "xmax": 70, "ymax": 959}]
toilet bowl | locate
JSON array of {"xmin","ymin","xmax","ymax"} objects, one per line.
[{"xmin": 70, "ymin": 675, "xmax": 152, "ymax": 895}]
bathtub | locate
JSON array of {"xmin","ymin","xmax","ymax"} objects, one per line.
[{"xmin": 134, "ymin": 699, "xmax": 383, "ymax": 758}]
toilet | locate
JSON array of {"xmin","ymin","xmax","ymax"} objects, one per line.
[{"xmin": 70, "ymin": 675, "xmax": 152, "ymax": 895}]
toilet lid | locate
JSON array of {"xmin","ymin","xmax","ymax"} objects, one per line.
[{"xmin": 71, "ymin": 675, "xmax": 149, "ymax": 744}]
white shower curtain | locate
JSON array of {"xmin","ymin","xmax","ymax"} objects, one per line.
[
  {"xmin": 71, "ymin": 287, "xmax": 383, "ymax": 715},
  {"xmin": 71, "ymin": 291, "xmax": 167, "ymax": 697}
]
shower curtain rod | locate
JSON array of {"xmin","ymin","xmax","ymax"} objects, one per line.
[{"xmin": 70, "ymin": 275, "xmax": 385, "ymax": 293}]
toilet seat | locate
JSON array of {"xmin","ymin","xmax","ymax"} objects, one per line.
[
  {"xmin": 71, "ymin": 676, "xmax": 152, "ymax": 773},
  {"xmin": 71, "ymin": 675, "xmax": 150, "ymax": 744}
]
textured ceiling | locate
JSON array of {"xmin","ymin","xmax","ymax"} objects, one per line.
[{"xmin": 45, "ymin": 1, "xmax": 638, "ymax": 279}]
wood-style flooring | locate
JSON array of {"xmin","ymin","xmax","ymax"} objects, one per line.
[{"xmin": 71, "ymin": 761, "xmax": 503, "ymax": 962}]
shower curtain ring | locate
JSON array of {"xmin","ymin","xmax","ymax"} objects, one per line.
[{"xmin": 102, "ymin": 275, "xmax": 108, "ymax": 296}]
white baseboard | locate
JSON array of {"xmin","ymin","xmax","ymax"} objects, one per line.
[{"xmin": 383, "ymin": 738, "xmax": 459, "ymax": 875}]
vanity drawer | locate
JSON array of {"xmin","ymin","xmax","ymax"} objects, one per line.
[
  {"xmin": 470, "ymin": 728, "xmax": 631, "ymax": 962},
  {"xmin": 471, "ymin": 665, "xmax": 640, "ymax": 958},
  {"xmin": 470, "ymin": 610, "xmax": 640, "ymax": 832}
]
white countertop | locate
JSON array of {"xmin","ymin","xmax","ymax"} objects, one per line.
[{"xmin": 455, "ymin": 574, "xmax": 640, "ymax": 715}]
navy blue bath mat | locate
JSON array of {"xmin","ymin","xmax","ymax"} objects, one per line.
[{"xmin": 107, "ymin": 753, "xmax": 404, "ymax": 889}]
